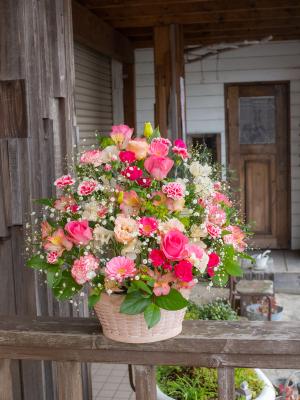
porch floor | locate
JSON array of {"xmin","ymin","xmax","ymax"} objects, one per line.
[{"xmin": 91, "ymin": 250, "xmax": 300, "ymax": 400}]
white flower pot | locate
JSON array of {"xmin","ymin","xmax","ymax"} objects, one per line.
[{"xmin": 157, "ymin": 368, "xmax": 276, "ymax": 400}]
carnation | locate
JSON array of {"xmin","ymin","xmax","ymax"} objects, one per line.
[
  {"xmin": 80, "ymin": 149, "xmax": 103, "ymax": 167},
  {"xmin": 77, "ymin": 180, "xmax": 98, "ymax": 196},
  {"xmin": 206, "ymin": 223, "xmax": 221, "ymax": 238},
  {"xmin": 162, "ymin": 182, "xmax": 185, "ymax": 200},
  {"xmin": 174, "ymin": 260, "xmax": 193, "ymax": 282},
  {"xmin": 119, "ymin": 150, "xmax": 136, "ymax": 163},
  {"xmin": 54, "ymin": 174, "xmax": 75, "ymax": 188},
  {"xmin": 71, "ymin": 254, "xmax": 99, "ymax": 284}
]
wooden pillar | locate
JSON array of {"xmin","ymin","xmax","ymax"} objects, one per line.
[
  {"xmin": 154, "ymin": 24, "xmax": 186, "ymax": 139},
  {"xmin": 0, "ymin": 0, "xmax": 90, "ymax": 398},
  {"xmin": 133, "ymin": 365, "xmax": 157, "ymax": 400},
  {"xmin": 123, "ymin": 62, "xmax": 136, "ymax": 132},
  {"xmin": 218, "ymin": 367, "xmax": 235, "ymax": 400}
]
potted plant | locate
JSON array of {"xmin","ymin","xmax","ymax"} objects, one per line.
[
  {"xmin": 156, "ymin": 301, "xmax": 276, "ymax": 400},
  {"xmin": 246, "ymin": 296, "xmax": 283, "ymax": 321},
  {"xmin": 26, "ymin": 122, "xmax": 251, "ymax": 344}
]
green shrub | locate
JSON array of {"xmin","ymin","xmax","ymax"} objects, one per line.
[
  {"xmin": 157, "ymin": 300, "xmax": 263, "ymax": 399},
  {"xmin": 185, "ymin": 299, "xmax": 238, "ymax": 321},
  {"xmin": 157, "ymin": 366, "xmax": 263, "ymax": 400}
]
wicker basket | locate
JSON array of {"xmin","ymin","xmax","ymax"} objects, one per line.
[{"xmin": 94, "ymin": 290, "xmax": 190, "ymax": 343}]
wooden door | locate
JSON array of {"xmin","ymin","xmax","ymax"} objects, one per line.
[{"xmin": 226, "ymin": 83, "xmax": 290, "ymax": 249}]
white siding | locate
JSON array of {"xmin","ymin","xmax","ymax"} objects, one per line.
[
  {"xmin": 74, "ymin": 42, "xmax": 113, "ymax": 148},
  {"xmin": 135, "ymin": 41, "xmax": 300, "ymax": 249}
]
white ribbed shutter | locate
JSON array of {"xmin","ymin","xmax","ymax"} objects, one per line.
[{"xmin": 74, "ymin": 42, "xmax": 113, "ymax": 149}]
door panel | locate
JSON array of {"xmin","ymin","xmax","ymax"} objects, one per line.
[{"xmin": 226, "ymin": 83, "xmax": 290, "ymax": 249}]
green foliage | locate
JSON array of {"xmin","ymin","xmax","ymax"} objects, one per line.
[
  {"xmin": 144, "ymin": 303, "xmax": 161, "ymax": 329},
  {"xmin": 157, "ymin": 301, "xmax": 262, "ymax": 399},
  {"xmin": 27, "ymin": 255, "xmax": 51, "ymax": 270},
  {"xmin": 98, "ymin": 136, "xmax": 114, "ymax": 148},
  {"xmin": 157, "ymin": 366, "xmax": 264, "ymax": 400},
  {"xmin": 185, "ymin": 300, "xmax": 238, "ymax": 321},
  {"xmin": 120, "ymin": 290, "xmax": 151, "ymax": 315},
  {"xmin": 52, "ymin": 270, "xmax": 82, "ymax": 300},
  {"xmin": 34, "ymin": 198, "xmax": 54, "ymax": 207},
  {"xmin": 222, "ymin": 245, "xmax": 244, "ymax": 277},
  {"xmin": 155, "ymin": 289, "xmax": 189, "ymax": 311}
]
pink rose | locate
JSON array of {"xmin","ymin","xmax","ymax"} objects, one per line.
[
  {"xmin": 77, "ymin": 180, "xmax": 98, "ymax": 196},
  {"xmin": 161, "ymin": 229, "xmax": 189, "ymax": 261},
  {"xmin": 65, "ymin": 220, "xmax": 93, "ymax": 245},
  {"xmin": 174, "ymin": 260, "xmax": 193, "ymax": 282},
  {"xmin": 126, "ymin": 138, "xmax": 149, "ymax": 160},
  {"xmin": 54, "ymin": 174, "xmax": 75, "ymax": 188},
  {"xmin": 144, "ymin": 155, "xmax": 174, "ymax": 180},
  {"xmin": 149, "ymin": 138, "xmax": 170, "ymax": 157}
]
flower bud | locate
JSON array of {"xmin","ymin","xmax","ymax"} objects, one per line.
[{"xmin": 143, "ymin": 122, "xmax": 153, "ymax": 138}]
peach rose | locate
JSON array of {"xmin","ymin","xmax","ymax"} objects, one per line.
[
  {"xmin": 166, "ymin": 197, "xmax": 185, "ymax": 212},
  {"xmin": 114, "ymin": 215, "xmax": 138, "ymax": 244},
  {"xmin": 126, "ymin": 139, "xmax": 149, "ymax": 160},
  {"xmin": 161, "ymin": 229, "xmax": 189, "ymax": 261},
  {"xmin": 64, "ymin": 220, "xmax": 93, "ymax": 245},
  {"xmin": 144, "ymin": 155, "xmax": 174, "ymax": 180}
]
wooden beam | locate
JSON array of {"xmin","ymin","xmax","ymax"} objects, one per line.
[
  {"xmin": 1, "ymin": 317, "xmax": 300, "ymax": 369},
  {"xmin": 90, "ymin": 0, "xmax": 300, "ymax": 19},
  {"xmin": 56, "ymin": 362, "xmax": 83, "ymax": 400},
  {"xmin": 96, "ymin": 7, "xmax": 300, "ymax": 28},
  {"xmin": 154, "ymin": 25, "xmax": 185, "ymax": 139},
  {"xmin": 72, "ymin": 1, "xmax": 134, "ymax": 63},
  {"xmin": 123, "ymin": 62, "xmax": 136, "ymax": 132}
]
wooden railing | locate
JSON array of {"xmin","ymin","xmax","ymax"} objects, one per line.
[{"xmin": 1, "ymin": 317, "xmax": 300, "ymax": 400}]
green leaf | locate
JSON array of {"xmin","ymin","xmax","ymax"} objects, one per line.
[
  {"xmin": 224, "ymin": 260, "xmax": 243, "ymax": 277},
  {"xmin": 27, "ymin": 255, "xmax": 50, "ymax": 270},
  {"xmin": 88, "ymin": 292, "xmax": 101, "ymax": 308},
  {"xmin": 132, "ymin": 280, "xmax": 153, "ymax": 295},
  {"xmin": 99, "ymin": 136, "xmax": 114, "ymax": 148},
  {"xmin": 155, "ymin": 289, "xmax": 188, "ymax": 311},
  {"xmin": 34, "ymin": 198, "xmax": 54, "ymax": 207},
  {"xmin": 52, "ymin": 270, "xmax": 82, "ymax": 300},
  {"xmin": 144, "ymin": 303, "xmax": 161, "ymax": 329},
  {"xmin": 47, "ymin": 267, "xmax": 62, "ymax": 288},
  {"xmin": 120, "ymin": 291, "xmax": 151, "ymax": 315},
  {"xmin": 239, "ymin": 252, "xmax": 255, "ymax": 262},
  {"xmin": 212, "ymin": 269, "xmax": 229, "ymax": 287}
]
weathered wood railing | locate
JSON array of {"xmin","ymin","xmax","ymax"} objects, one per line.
[{"xmin": 1, "ymin": 317, "xmax": 300, "ymax": 400}]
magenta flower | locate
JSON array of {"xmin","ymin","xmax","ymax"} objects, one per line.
[
  {"xmin": 174, "ymin": 260, "xmax": 193, "ymax": 282},
  {"xmin": 139, "ymin": 217, "xmax": 158, "ymax": 236},
  {"xmin": 121, "ymin": 166, "xmax": 143, "ymax": 181},
  {"xmin": 119, "ymin": 150, "xmax": 136, "ymax": 163}
]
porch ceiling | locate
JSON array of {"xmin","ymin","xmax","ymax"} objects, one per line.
[{"xmin": 76, "ymin": 0, "xmax": 300, "ymax": 47}]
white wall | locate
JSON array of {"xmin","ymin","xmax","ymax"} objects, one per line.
[{"xmin": 135, "ymin": 41, "xmax": 300, "ymax": 249}]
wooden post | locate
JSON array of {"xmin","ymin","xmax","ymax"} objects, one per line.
[
  {"xmin": 56, "ymin": 362, "xmax": 84, "ymax": 400},
  {"xmin": 218, "ymin": 367, "xmax": 235, "ymax": 400},
  {"xmin": 133, "ymin": 365, "xmax": 157, "ymax": 400},
  {"xmin": 0, "ymin": 360, "xmax": 14, "ymax": 400},
  {"xmin": 123, "ymin": 62, "xmax": 136, "ymax": 132},
  {"xmin": 154, "ymin": 24, "xmax": 185, "ymax": 139}
]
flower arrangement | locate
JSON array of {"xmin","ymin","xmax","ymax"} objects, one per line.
[{"xmin": 27, "ymin": 123, "xmax": 250, "ymax": 331}]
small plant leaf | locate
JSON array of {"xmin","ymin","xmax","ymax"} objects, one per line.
[
  {"xmin": 132, "ymin": 280, "xmax": 152, "ymax": 295},
  {"xmin": 120, "ymin": 291, "xmax": 151, "ymax": 315},
  {"xmin": 27, "ymin": 255, "xmax": 50, "ymax": 270},
  {"xmin": 52, "ymin": 270, "xmax": 82, "ymax": 300},
  {"xmin": 47, "ymin": 267, "xmax": 62, "ymax": 288},
  {"xmin": 88, "ymin": 292, "xmax": 101, "ymax": 308},
  {"xmin": 155, "ymin": 289, "xmax": 188, "ymax": 311},
  {"xmin": 144, "ymin": 303, "xmax": 161, "ymax": 329}
]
